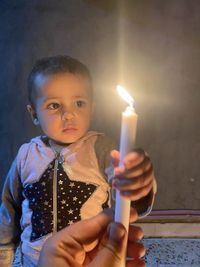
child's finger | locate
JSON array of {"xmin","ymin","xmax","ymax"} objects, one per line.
[
  {"xmin": 111, "ymin": 149, "xmax": 147, "ymax": 170},
  {"xmin": 110, "ymin": 150, "xmax": 120, "ymax": 167},
  {"xmin": 119, "ymin": 180, "xmax": 154, "ymax": 201},
  {"xmin": 119, "ymin": 156, "xmax": 152, "ymax": 179},
  {"xmin": 113, "ymin": 165, "xmax": 154, "ymax": 191},
  {"xmin": 123, "ymin": 149, "xmax": 146, "ymax": 169}
]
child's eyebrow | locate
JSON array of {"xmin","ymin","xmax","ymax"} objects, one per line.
[
  {"xmin": 42, "ymin": 96, "xmax": 87, "ymax": 103},
  {"xmin": 42, "ymin": 97, "xmax": 61, "ymax": 103},
  {"xmin": 74, "ymin": 95, "xmax": 87, "ymax": 99}
]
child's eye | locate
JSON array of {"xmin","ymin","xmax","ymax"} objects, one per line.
[
  {"xmin": 75, "ymin": 100, "xmax": 86, "ymax": 108},
  {"xmin": 47, "ymin": 103, "xmax": 61, "ymax": 110}
]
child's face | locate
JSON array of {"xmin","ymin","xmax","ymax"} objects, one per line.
[{"xmin": 28, "ymin": 73, "xmax": 94, "ymax": 144}]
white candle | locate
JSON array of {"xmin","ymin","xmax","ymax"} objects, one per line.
[{"xmin": 115, "ymin": 85, "xmax": 138, "ymax": 267}]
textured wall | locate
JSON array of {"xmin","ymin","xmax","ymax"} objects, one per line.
[{"xmin": 0, "ymin": 0, "xmax": 200, "ymax": 209}]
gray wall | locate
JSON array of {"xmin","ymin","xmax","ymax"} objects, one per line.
[{"xmin": 0, "ymin": 0, "xmax": 200, "ymax": 209}]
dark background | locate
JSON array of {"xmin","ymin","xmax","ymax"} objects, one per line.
[{"xmin": 0, "ymin": 0, "xmax": 200, "ymax": 209}]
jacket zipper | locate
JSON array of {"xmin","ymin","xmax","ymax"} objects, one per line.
[
  {"xmin": 51, "ymin": 144, "xmax": 64, "ymax": 233},
  {"xmin": 53, "ymin": 152, "xmax": 59, "ymax": 232}
]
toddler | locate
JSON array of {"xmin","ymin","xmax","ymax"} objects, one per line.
[{"xmin": 0, "ymin": 55, "xmax": 156, "ymax": 267}]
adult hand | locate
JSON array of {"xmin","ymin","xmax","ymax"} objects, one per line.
[
  {"xmin": 111, "ymin": 149, "xmax": 155, "ymax": 201},
  {"xmin": 38, "ymin": 208, "xmax": 145, "ymax": 267}
]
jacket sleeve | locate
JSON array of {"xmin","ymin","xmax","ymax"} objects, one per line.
[
  {"xmin": 0, "ymin": 157, "xmax": 23, "ymax": 267},
  {"xmin": 95, "ymin": 135, "xmax": 156, "ymax": 217}
]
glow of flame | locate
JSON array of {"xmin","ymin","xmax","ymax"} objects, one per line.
[{"xmin": 116, "ymin": 85, "xmax": 134, "ymax": 107}]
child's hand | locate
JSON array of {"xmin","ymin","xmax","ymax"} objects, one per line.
[{"xmin": 111, "ymin": 149, "xmax": 155, "ymax": 201}]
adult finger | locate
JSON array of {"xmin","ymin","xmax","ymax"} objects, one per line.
[
  {"xmin": 127, "ymin": 223, "xmax": 145, "ymax": 258},
  {"xmin": 88, "ymin": 222, "xmax": 127, "ymax": 267},
  {"xmin": 127, "ymin": 259, "xmax": 146, "ymax": 267},
  {"xmin": 38, "ymin": 211, "xmax": 113, "ymax": 267}
]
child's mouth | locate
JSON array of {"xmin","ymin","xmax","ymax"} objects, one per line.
[{"xmin": 62, "ymin": 127, "xmax": 78, "ymax": 132}]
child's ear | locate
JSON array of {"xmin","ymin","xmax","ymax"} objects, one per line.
[{"xmin": 27, "ymin": 104, "xmax": 39, "ymax": 125}]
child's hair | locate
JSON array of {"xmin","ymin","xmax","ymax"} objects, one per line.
[{"xmin": 28, "ymin": 55, "xmax": 93, "ymax": 107}]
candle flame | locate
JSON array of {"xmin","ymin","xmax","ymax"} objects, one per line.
[{"xmin": 116, "ymin": 85, "xmax": 134, "ymax": 107}]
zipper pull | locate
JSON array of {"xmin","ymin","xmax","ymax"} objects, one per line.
[{"xmin": 55, "ymin": 152, "xmax": 64, "ymax": 164}]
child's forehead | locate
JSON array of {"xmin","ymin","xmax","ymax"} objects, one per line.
[{"xmin": 35, "ymin": 72, "xmax": 91, "ymax": 98}]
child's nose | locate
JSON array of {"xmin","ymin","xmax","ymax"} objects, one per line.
[{"xmin": 61, "ymin": 110, "xmax": 75, "ymax": 120}]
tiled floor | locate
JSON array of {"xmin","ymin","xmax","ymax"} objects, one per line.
[
  {"xmin": 13, "ymin": 238, "xmax": 200, "ymax": 267},
  {"xmin": 12, "ymin": 210, "xmax": 200, "ymax": 266},
  {"xmin": 142, "ymin": 238, "xmax": 200, "ymax": 267}
]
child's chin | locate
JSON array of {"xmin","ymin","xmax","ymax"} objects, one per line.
[{"xmin": 60, "ymin": 134, "xmax": 81, "ymax": 145}]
